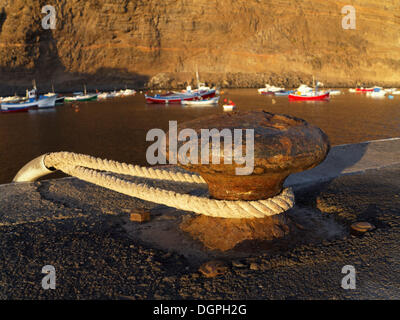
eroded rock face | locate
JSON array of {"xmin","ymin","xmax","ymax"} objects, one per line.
[
  {"xmin": 166, "ymin": 111, "xmax": 330, "ymax": 200},
  {"xmin": 0, "ymin": 0, "xmax": 400, "ymax": 92}
]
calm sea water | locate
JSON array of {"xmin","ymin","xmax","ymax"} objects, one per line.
[{"xmin": 1, "ymin": 89, "xmax": 399, "ymax": 184}]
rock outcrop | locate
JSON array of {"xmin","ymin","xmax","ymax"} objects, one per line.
[{"xmin": 0, "ymin": 0, "xmax": 399, "ymax": 92}]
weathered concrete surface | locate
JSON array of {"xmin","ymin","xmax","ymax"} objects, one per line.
[
  {"xmin": 285, "ymin": 137, "xmax": 400, "ymax": 188},
  {"xmin": 0, "ymin": 139, "xmax": 400, "ymax": 299}
]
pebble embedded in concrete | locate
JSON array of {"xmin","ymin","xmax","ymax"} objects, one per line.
[
  {"xmin": 130, "ymin": 210, "xmax": 151, "ymax": 223},
  {"xmin": 351, "ymin": 222, "xmax": 375, "ymax": 233},
  {"xmin": 198, "ymin": 260, "xmax": 229, "ymax": 278}
]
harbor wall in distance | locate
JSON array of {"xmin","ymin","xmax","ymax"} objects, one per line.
[{"xmin": 0, "ymin": 0, "xmax": 399, "ymax": 92}]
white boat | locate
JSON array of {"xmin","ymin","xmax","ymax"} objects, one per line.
[
  {"xmin": 367, "ymin": 90, "xmax": 386, "ymax": 98},
  {"xmin": 121, "ymin": 89, "xmax": 136, "ymax": 96},
  {"xmin": 223, "ymin": 104, "xmax": 236, "ymax": 111},
  {"xmin": 296, "ymin": 84, "xmax": 314, "ymax": 94},
  {"xmin": 181, "ymin": 97, "xmax": 220, "ymax": 106},
  {"xmin": 392, "ymin": 91, "xmax": 400, "ymax": 95},
  {"xmin": 349, "ymin": 88, "xmax": 356, "ymax": 93},
  {"xmin": 1, "ymin": 95, "xmax": 57, "ymax": 111},
  {"xmin": 65, "ymin": 93, "xmax": 98, "ymax": 102},
  {"xmin": 384, "ymin": 88, "xmax": 397, "ymax": 93},
  {"xmin": 328, "ymin": 90, "xmax": 341, "ymax": 95},
  {"xmin": 98, "ymin": 91, "xmax": 117, "ymax": 99},
  {"xmin": 44, "ymin": 92, "xmax": 65, "ymax": 104},
  {"xmin": 258, "ymin": 84, "xmax": 285, "ymax": 94},
  {"xmin": 0, "ymin": 95, "xmax": 24, "ymax": 103},
  {"xmin": 38, "ymin": 95, "xmax": 58, "ymax": 108}
]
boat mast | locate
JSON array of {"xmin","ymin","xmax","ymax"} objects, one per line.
[
  {"xmin": 196, "ymin": 65, "xmax": 200, "ymax": 90},
  {"xmin": 84, "ymin": 84, "xmax": 87, "ymax": 96}
]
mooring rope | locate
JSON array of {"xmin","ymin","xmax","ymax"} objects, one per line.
[{"xmin": 17, "ymin": 152, "xmax": 295, "ymax": 219}]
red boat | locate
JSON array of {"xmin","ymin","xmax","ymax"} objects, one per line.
[
  {"xmin": 145, "ymin": 89, "xmax": 216, "ymax": 104},
  {"xmin": 288, "ymin": 92, "xmax": 330, "ymax": 101},
  {"xmin": 355, "ymin": 88, "xmax": 374, "ymax": 93}
]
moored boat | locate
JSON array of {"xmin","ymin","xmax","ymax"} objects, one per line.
[
  {"xmin": 44, "ymin": 93, "xmax": 65, "ymax": 104},
  {"xmin": 223, "ymin": 104, "xmax": 236, "ymax": 111},
  {"xmin": 98, "ymin": 91, "xmax": 117, "ymax": 99},
  {"xmin": 289, "ymin": 92, "xmax": 330, "ymax": 101},
  {"xmin": 274, "ymin": 90, "xmax": 294, "ymax": 96},
  {"xmin": 181, "ymin": 97, "xmax": 220, "ymax": 106},
  {"xmin": 145, "ymin": 89, "xmax": 216, "ymax": 104},
  {"xmin": 258, "ymin": 84, "xmax": 285, "ymax": 95},
  {"xmin": 37, "ymin": 95, "xmax": 58, "ymax": 108},
  {"xmin": 65, "ymin": 93, "xmax": 98, "ymax": 102},
  {"xmin": 1, "ymin": 103, "xmax": 31, "ymax": 113},
  {"xmin": 366, "ymin": 90, "xmax": 386, "ymax": 98},
  {"xmin": 121, "ymin": 89, "xmax": 136, "ymax": 96},
  {"xmin": 0, "ymin": 95, "xmax": 24, "ymax": 103},
  {"xmin": 289, "ymin": 79, "xmax": 330, "ymax": 101},
  {"xmin": 355, "ymin": 87, "xmax": 377, "ymax": 93}
]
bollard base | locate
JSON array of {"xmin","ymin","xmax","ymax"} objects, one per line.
[{"xmin": 180, "ymin": 213, "xmax": 294, "ymax": 251}]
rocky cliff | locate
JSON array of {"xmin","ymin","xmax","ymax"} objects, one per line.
[{"xmin": 0, "ymin": 0, "xmax": 399, "ymax": 92}]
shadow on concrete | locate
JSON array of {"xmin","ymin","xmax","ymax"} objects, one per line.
[{"xmin": 287, "ymin": 140, "xmax": 370, "ymax": 225}]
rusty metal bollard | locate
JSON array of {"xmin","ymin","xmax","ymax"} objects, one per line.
[{"xmin": 166, "ymin": 111, "xmax": 330, "ymax": 251}]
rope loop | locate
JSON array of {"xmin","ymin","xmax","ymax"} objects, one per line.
[{"xmin": 44, "ymin": 152, "xmax": 295, "ymax": 219}]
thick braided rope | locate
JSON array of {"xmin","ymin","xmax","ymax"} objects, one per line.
[
  {"xmin": 45, "ymin": 152, "xmax": 205, "ymax": 184},
  {"xmin": 44, "ymin": 152, "xmax": 295, "ymax": 219}
]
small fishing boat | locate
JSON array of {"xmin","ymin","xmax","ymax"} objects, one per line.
[
  {"xmin": 65, "ymin": 94, "xmax": 98, "ymax": 102},
  {"xmin": 1, "ymin": 103, "xmax": 31, "ymax": 113},
  {"xmin": 66, "ymin": 85, "xmax": 98, "ymax": 102},
  {"xmin": 181, "ymin": 97, "xmax": 220, "ymax": 106},
  {"xmin": 1, "ymin": 89, "xmax": 57, "ymax": 112},
  {"xmin": 0, "ymin": 95, "xmax": 24, "ymax": 103},
  {"xmin": 223, "ymin": 104, "xmax": 236, "ymax": 111},
  {"xmin": 355, "ymin": 87, "xmax": 374, "ymax": 93},
  {"xmin": 120, "ymin": 88, "xmax": 136, "ymax": 96},
  {"xmin": 392, "ymin": 91, "xmax": 400, "ymax": 95},
  {"xmin": 44, "ymin": 93, "xmax": 65, "ymax": 104},
  {"xmin": 258, "ymin": 84, "xmax": 285, "ymax": 95},
  {"xmin": 328, "ymin": 90, "xmax": 341, "ymax": 95},
  {"xmin": 98, "ymin": 91, "xmax": 117, "ymax": 99},
  {"xmin": 289, "ymin": 78, "xmax": 330, "ymax": 101},
  {"xmin": 289, "ymin": 92, "xmax": 330, "ymax": 101},
  {"xmin": 384, "ymin": 88, "xmax": 397, "ymax": 93},
  {"xmin": 366, "ymin": 90, "xmax": 386, "ymax": 98},
  {"xmin": 145, "ymin": 89, "xmax": 216, "ymax": 104},
  {"xmin": 274, "ymin": 90, "xmax": 294, "ymax": 96},
  {"xmin": 222, "ymin": 99, "xmax": 236, "ymax": 111},
  {"xmin": 37, "ymin": 95, "xmax": 58, "ymax": 108}
]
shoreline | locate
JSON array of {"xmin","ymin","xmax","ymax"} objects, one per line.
[{"xmin": 1, "ymin": 72, "xmax": 400, "ymax": 96}]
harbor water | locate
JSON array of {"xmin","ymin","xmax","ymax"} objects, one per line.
[{"xmin": 0, "ymin": 89, "xmax": 399, "ymax": 184}]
